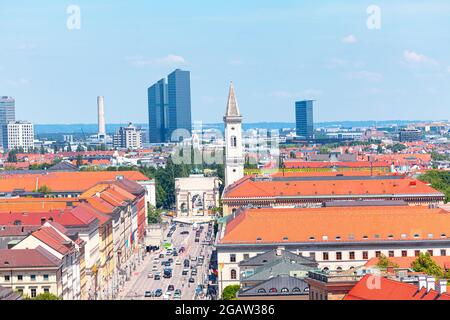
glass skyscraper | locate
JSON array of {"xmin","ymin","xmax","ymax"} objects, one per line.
[
  {"xmin": 147, "ymin": 69, "xmax": 192, "ymax": 143},
  {"xmin": 0, "ymin": 96, "xmax": 16, "ymax": 148},
  {"xmin": 295, "ymin": 100, "xmax": 314, "ymax": 139}
]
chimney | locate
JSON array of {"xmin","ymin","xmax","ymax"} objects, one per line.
[
  {"xmin": 97, "ymin": 96, "xmax": 106, "ymax": 137},
  {"xmin": 426, "ymin": 276, "xmax": 436, "ymax": 292},
  {"xmin": 418, "ymin": 276, "xmax": 427, "ymax": 290},
  {"xmin": 437, "ymin": 279, "xmax": 447, "ymax": 295}
]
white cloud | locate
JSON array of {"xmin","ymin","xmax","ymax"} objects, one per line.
[
  {"xmin": 126, "ymin": 54, "xmax": 186, "ymax": 67},
  {"xmin": 342, "ymin": 35, "xmax": 357, "ymax": 44},
  {"xmin": 229, "ymin": 59, "xmax": 243, "ymax": 66},
  {"xmin": 5, "ymin": 78, "xmax": 31, "ymax": 87},
  {"xmin": 269, "ymin": 89, "xmax": 322, "ymax": 99},
  {"xmin": 346, "ymin": 70, "xmax": 383, "ymax": 82},
  {"xmin": 403, "ymin": 50, "xmax": 438, "ymax": 65}
]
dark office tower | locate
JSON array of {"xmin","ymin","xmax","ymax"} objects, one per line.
[
  {"xmin": 167, "ymin": 69, "xmax": 192, "ymax": 141},
  {"xmin": 148, "ymin": 79, "xmax": 168, "ymax": 143},
  {"xmin": 0, "ymin": 96, "xmax": 16, "ymax": 148},
  {"xmin": 295, "ymin": 100, "xmax": 314, "ymax": 139}
]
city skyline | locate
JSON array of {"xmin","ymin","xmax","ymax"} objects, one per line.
[{"xmin": 1, "ymin": 1, "xmax": 450, "ymax": 124}]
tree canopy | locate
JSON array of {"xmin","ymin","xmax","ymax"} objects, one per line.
[
  {"xmin": 222, "ymin": 285, "xmax": 240, "ymax": 300},
  {"xmin": 411, "ymin": 252, "xmax": 444, "ymax": 278}
]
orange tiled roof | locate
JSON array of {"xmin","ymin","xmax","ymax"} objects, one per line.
[
  {"xmin": 223, "ymin": 176, "xmax": 441, "ymax": 199},
  {"xmin": 0, "ymin": 198, "xmax": 74, "ymax": 212},
  {"xmin": 220, "ymin": 206, "xmax": 450, "ymax": 244},
  {"xmin": 344, "ymin": 274, "xmax": 450, "ymax": 300},
  {"xmin": 0, "ymin": 171, "xmax": 149, "ymax": 193}
]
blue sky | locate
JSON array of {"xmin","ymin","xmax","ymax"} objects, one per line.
[{"xmin": 1, "ymin": 0, "xmax": 450, "ymax": 124}]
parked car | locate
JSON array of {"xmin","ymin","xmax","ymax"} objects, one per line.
[
  {"xmin": 154, "ymin": 274, "xmax": 161, "ymax": 280},
  {"xmin": 173, "ymin": 289, "xmax": 182, "ymax": 300},
  {"xmin": 163, "ymin": 292, "xmax": 171, "ymax": 300},
  {"xmin": 159, "ymin": 253, "xmax": 164, "ymax": 259},
  {"xmin": 152, "ymin": 265, "xmax": 158, "ymax": 271},
  {"xmin": 167, "ymin": 285, "xmax": 175, "ymax": 291},
  {"xmin": 144, "ymin": 291, "xmax": 153, "ymax": 297},
  {"xmin": 180, "ymin": 231, "xmax": 189, "ymax": 235},
  {"xmin": 172, "ymin": 251, "xmax": 178, "ymax": 257},
  {"xmin": 154, "ymin": 289, "xmax": 163, "ymax": 297},
  {"xmin": 191, "ymin": 256, "xmax": 197, "ymax": 262},
  {"xmin": 182, "ymin": 268, "xmax": 189, "ymax": 276},
  {"xmin": 189, "ymin": 277, "xmax": 195, "ymax": 283},
  {"xmin": 195, "ymin": 237, "xmax": 200, "ymax": 243},
  {"xmin": 147, "ymin": 273, "xmax": 154, "ymax": 279},
  {"xmin": 175, "ymin": 259, "xmax": 181, "ymax": 265}
]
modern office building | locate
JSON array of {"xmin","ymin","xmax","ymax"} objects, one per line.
[
  {"xmin": 6, "ymin": 121, "xmax": 34, "ymax": 152},
  {"xmin": 0, "ymin": 96, "xmax": 16, "ymax": 149},
  {"xmin": 167, "ymin": 69, "xmax": 192, "ymax": 141},
  {"xmin": 399, "ymin": 128, "xmax": 422, "ymax": 142},
  {"xmin": 113, "ymin": 123, "xmax": 143, "ymax": 150},
  {"xmin": 147, "ymin": 69, "xmax": 192, "ymax": 143},
  {"xmin": 295, "ymin": 100, "xmax": 314, "ymax": 139},
  {"xmin": 148, "ymin": 79, "xmax": 168, "ymax": 143}
]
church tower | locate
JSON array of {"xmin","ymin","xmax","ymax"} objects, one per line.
[{"xmin": 224, "ymin": 82, "xmax": 244, "ymax": 189}]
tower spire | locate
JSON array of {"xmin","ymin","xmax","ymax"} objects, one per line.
[{"xmin": 225, "ymin": 81, "xmax": 241, "ymax": 118}]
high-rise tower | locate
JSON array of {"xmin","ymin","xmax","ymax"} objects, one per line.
[
  {"xmin": 97, "ymin": 96, "xmax": 106, "ymax": 139},
  {"xmin": 224, "ymin": 82, "xmax": 244, "ymax": 189},
  {"xmin": 0, "ymin": 96, "xmax": 16, "ymax": 149}
]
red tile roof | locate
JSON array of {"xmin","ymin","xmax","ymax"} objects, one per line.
[
  {"xmin": 223, "ymin": 175, "xmax": 442, "ymax": 199},
  {"xmin": 0, "ymin": 171, "xmax": 150, "ymax": 193},
  {"xmin": 0, "ymin": 247, "xmax": 61, "ymax": 269},
  {"xmin": 344, "ymin": 275, "xmax": 450, "ymax": 300},
  {"xmin": 31, "ymin": 226, "xmax": 73, "ymax": 255},
  {"xmin": 220, "ymin": 206, "xmax": 450, "ymax": 244}
]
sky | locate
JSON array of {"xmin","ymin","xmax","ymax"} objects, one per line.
[{"xmin": 1, "ymin": 0, "xmax": 450, "ymax": 124}]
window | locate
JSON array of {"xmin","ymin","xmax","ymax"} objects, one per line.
[
  {"xmin": 441, "ymin": 249, "xmax": 447, "ymax": 256},
  {"xmin": 388, "ymin": 251, "xmax": 394, "ymax": 258},
  {"xmin": 336, "ymin": 267, "xmax": 343, "ymax": 272},
  {"xmin": 269, "ymin": 288, "xmax": 277, "ymax": 293},
  {"xmin": 402, "ymin": 250, "xmax": 407, "ymax": 257},
  {"xmin": 335, "ymin": 236, "xmax": 341, "ymax": 241},
  {"xmin": 281, "ymin": 288, "xmax": 289, "ymax": 293},
  {"xmin": 362, "ymin": 251, "xmax": 368, "ymax": 259},
  {"xmin": 310, "ymin": 252, "xmax": 316, "ymax": 260},
  {"xmin": 243, "ymin": 254, "xmax": 250, "ymax": 261},
  {"xmin": 43, "ymin": 288, "xmax": 50, "ymax": 294},
  {"xmin": 30, "ymin": 274, "xmax": 36, "ymax": 281},
  {"xmin": 292, "ymin": 287, "xmax": 301, "ymax": 293},
  {"xmin": 323, "ymin": 252, "xmax": 329, "ymax": 261},
  {"xmin": 17, "ymin": 275, "xmax": 23, "ymax": 281},
  {"xmin": 375, "ymin": 251, "xmax": 381, "ymax": 258},
  {"xmin": 257, "ymin": 288, "xmax": 266, "ymax": 293},
  {"xmin": 230, "ymin": 254, "xmax": 236, "ymax": 263},
  {"xmin": 349, "ymin": 252, "xmax": 355, "ymax": 260},
  {"xmin": 415, "ymin": 250, "xmax": 420, "ymax": 257},
  {"xmin": 230, "ymin": 269, "xmax": 237, "ymax": 280},
  {"xmin": 427, "ymin": 250, "xmax": 433, "ymax": 256},
  {"xmin": 30, "ymin": 288, "xmax": 37, "ymax": 298},
  {"xmin": 231, "ymin": 136, "xmax": 237, "ymax": 147},
  {"xmin": 336, "ymin": 252, "xmax": 342, "ymax": 260},
  {"xmin": 4, "ymin": 275, "xmax": 10, "ymax": 281}
]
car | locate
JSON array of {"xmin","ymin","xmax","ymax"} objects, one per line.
[
  {"xmin": 189, "ymin": 277, "xmax": 195, "ymax": 283},
  {"xmin": 191, "ymin": 257, "xmax": 197, "ymax": 262},
  {"xmin": 173, "ymin": 289, "xmax": 182, "ymax": 300},
  {"xmin": 184, "ymin": 259, "xmax": 190, "ymax": 267},
  {"xmin": 154, "ymin": 289, "xmax": 163, "ymax": 297},
  {"xmin": 167, "ymin": 285, "xmax": 175, "ymax": 291},
  {"xmin": 182, "ymin": 268, "xmax": 189, "ymax": 276},
  {"xmin": 147, "ymin": 273, "xmax": 154, "ymax": 279},
  {"xmin": 152, "ymin": 265, "xmax": 158, "ymax": 271},
  {"xmin": 159, "ymin": 253, "xmax": 164, "ymax": 259},
  {"xmin": 179, "ymin": 247, "xmax": 186, "ymax": 253},
  {"xmin": 195, "ymin": 238, "xmax": 200, "ymax": 243},
  {"xmin": 175, "ymin": 259, "xmax": 181, "ymax": 265},
  {"xmin": 191, "ymin": 270, "xmax": 197, "ymax": 276},
  {"xmin": 180, "ymin": 231, "xmax": 189, "ymax": 235},
  {"xmin": 168, "ymin": 258, "xmax": 173, "ymax": 263},
  {"xmin": 154, "ymin": 274, "xmax": 161, "ymax": 280},
  {"xmin": 153, "ymin": 258, "xmax": 160, "ymax": 264},
  {"xmin": 163, "ymin": 292, "xmax": 171, "ymax": 300},
  {"xmin": 172, "ymin": 251, "xmax": 178, "ymax": 257},
  {"xmin": 144, "ymin": 291, "xmax": 153, "ymax": 297}
]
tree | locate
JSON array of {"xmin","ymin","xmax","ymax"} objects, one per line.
[
  {"xmin": 376, "ymin": 254, "xmax": 399, "ymax": 269},
  {"xmin": 24, "ymin": 292, "xmax": 61, "ymax": 300},
  {"xmin": 7, "ymin": 150, "xmax": 18, "ymax": 163},
  {"xmin": 411, "ymin": 252, "xmax": 444, "ymax": 278},
  {"xmin": 76, "ymin": 154, "xmax": 83, "ymax": 167},
  {"xmin": 147, "ymin": 204, "xmax": 162, "ymax": 224},
  {"xmin": 36, "ymin": 185, "xmax": 52, "ymax": 195},
  {"xmin": 222, "ymin": 285, "xmax": 240, "ymax": 300},
  {"xmin": 391, "ymin": 143, "xmax": 407, "ymax": 153},
  {"xmin": 419, "ymin": 170, "xmax": 450, "ymax": 203}
]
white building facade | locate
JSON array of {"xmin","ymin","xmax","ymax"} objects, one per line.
[{"xmin": 7, "ymin": 121, "xmax": 34, "ymax": 152}]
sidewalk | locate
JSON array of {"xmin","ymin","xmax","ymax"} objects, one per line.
[{"xmin": 117, "ymin": 250, "xmax": 153, "ymax": 300}]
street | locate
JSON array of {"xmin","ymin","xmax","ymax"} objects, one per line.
[{"xmin": 119, "ymin": 221, "xmax": 215, "ymax": 300}]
